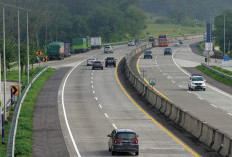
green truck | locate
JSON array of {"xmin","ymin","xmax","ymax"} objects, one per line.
[
  {"xmin": 72, "ymin": 38, "xmax": 91, "ymax": 53},
  {"xmin": 47, "ymin": 42, "xmax": 65, "ymax": 60}
]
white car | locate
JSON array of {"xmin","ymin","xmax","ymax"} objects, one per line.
[
  {"xmin": 128, "ymin": 40, "xmax": 135, "ymax": 46},
  {"xmin": 87, "ymin": 58, "xmax": 96, "ymax": 66},
  {"xmin": 104, "ymin": 44, "xmax": 114, "ymax": 53},
  {"xmin": 188, "ymin": 74, "xmax": 206, "ymax": 91},
  {"xmin": 174, "ymin": 41, "xmax": 180, "ymax": 47}
]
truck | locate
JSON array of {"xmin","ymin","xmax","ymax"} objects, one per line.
[
  {"xmin": 64, "ymin": 43, "xmax": 71, "ymax": 57},
  {"xmin": 91, "ymin": 37, "xmax": 101, "ymax": 49},
  {"xmin": 72, "ymin": 37, "xmax": 91, "ymax": 53},
  {"xmin": 47, "ymin": 42, "xmax": 64, "ymax": 60},
  {"xmin": 158, "ymin": 34, "xmax": 169, "ymax": 47}
]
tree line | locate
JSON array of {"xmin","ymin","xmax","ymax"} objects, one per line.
[{"xmin": 0, "ymin": 0, "xmax": 146, "ymax": 71}]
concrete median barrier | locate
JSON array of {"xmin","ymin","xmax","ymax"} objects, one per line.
[{"xmin": 124, "ymin": 35, "xmax": 232, "ymax": 156}]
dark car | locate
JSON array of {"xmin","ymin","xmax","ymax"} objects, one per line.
[
  {"xmin": 144, "ymin": 50, "xmax": 152, "ymax": 59},
  {"xmin": 92, "ymin": 60, "xmax": 103, "ymax": 70},
  {"xmin": 108, "ymin": 129, "xmax": 139, "ymax": 156},
  {"xmin": 105, "ymin": 57, "xmax": 116, "ymax": 67},
  {"xmin": 164, "ymin": 48, "xmax": 172, "ymax": 55},
  {"xmin": 135, "ymin": 39, "xmax": 140, "ymax": 46},
  {"xmin": 149, "ymin": 37, "xmax": 155, "ymax": 42},
  {"xmin": 178, "ymin": 39, "xmax": 183, "ymax": 44}
]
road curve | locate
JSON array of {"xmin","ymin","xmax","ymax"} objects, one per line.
[{"xmin": 60, "ymin": 44, "xmax": 199, "ymax": 156}]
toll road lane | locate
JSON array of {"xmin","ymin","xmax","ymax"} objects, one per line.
[
  {"xmin": 61, "ymin": 44, "xmax": 198, "ymax": 156},
  {"xmin": 138, "ymin": 39, "xmax": 232, "ymax": 137}
]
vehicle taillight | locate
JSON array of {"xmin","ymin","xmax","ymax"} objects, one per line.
[
  {"xmin": 131, "ymin": 139, "xmax": 138, "ymax": 144},
  {"xmin": 101, "ymin": 63, "xmax": 103, "ymax": 65},
  {"xmin": 114, "ymin": 139, "xmax": 122, "ymax": 144},
  {"xmin": 113, "ymin": 60, "xmax": 116, "ymax": 62}
]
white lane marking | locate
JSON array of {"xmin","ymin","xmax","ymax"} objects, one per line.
[
  {"xmin": 187, "ymin": 91, "xmax": 192, "ymax": 94},
  {"xmin": 172, "ymin": 48, "xmax": 232, "ymax": 99},
  {"xmin": 99, "ymin": 104, "xmax": 102, "ymax": 108},
  {"xmin": 91, "ymin": 81, "xmax": 93, "ymax": 84},
  {"xmin": 172, "ymin": 81, "xmax": 175, "ymax": 84},
  {"xmin": 92, "ymin": 85, "xmax": 94, "ymax": 88},
  {"xmin": 112, "ymin": 123, "xmax": 117, "ymax": 129},
  {"xmin": 104, "ymin": 113, "xmax": 109, "ymax": 118},
  {"xmin": 62, "ymin": 61, "xmax": 84, "ymax": 157},
  {"xmin": 198, "ymin": 96, "xmax": 203, "ymax": 100},
  {"xmin": 163, "ymin": 73, "xmax": 165, "ymax": 76},
  {"xmin": 228, "ymin": 113, "xmax": 232, "ymax": 116},
  {"xmin": 95, "ymin": 97, "xmax": 98, "ymax": 101},
  {"xmin": 92, "ymin": 73, "xmax": 94, "ymax": 75},
  {"xmin": 160, "ymin": 70, "xmax": 163, "ymax": 72},
  {"xmin": 91, "ymin": 77, "xmax": 93, "ymax": 79},
  {"xmin": 211, "ymin": 104, "xmax": 218, "ymax": 108},
  {"xmin": 93, "ymin": 91, "xmax": 95, "ymax": 94}
]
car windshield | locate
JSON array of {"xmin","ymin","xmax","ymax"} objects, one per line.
[
  {"xmin": 107, "ymin": 58, "xmax": 114, "ymax": 60},
  {"xmin": 116, "ymin": 132, "xmax": 136, "ymax": 139},
  {"xmin": 145, "ymin": 51, "xmax": 151, "ymax": 54},
  {"xmin": 192, "ymin": 77, "xmax": 204, "ymax": 81},
  {"xmin": 165, "ymin": 48, "xmax": 171, "ymax": 51}
]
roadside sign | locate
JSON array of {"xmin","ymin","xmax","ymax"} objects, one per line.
[
  {"xmin": 223, "ymin": 56, "xmax": 230, "ymax": 61},
  {"xmin": 36, "ymin": 50, "xmax": 43, "ymax": 56},
  {"xmin": 42, "ymin": 57, "xmax": 48, "ymax": 62},
  {"xmin": 149, "ymin": 78, "xmax": 156, "ymax": 86},
  {"xmin": 11, "ymin": 85, "xmax": 19, "ymax": 95},
  {"xmin": 146, "ymin": 32, "xmax": 150, "ymax": 35}
]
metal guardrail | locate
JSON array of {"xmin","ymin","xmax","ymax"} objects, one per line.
[
  {"xmin": 201, "ymin": 63, "xmax": 232, "ymax": 80},
  {"xmin": 6, "ymin": 66, "xmax": 49, "ymax": 157}
]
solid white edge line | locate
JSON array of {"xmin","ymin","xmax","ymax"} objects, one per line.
[
  {"xmin": 172, "ymin": 48, "xmax": 232, "ymax": 99},
  {"xmin": 62, "ymin": 61, "xmax": 85, "ymax": 157},
  {"xmin": 211, "ymin": 104, "xmax": 218, "ymax": 108},
  {"xmin": 228, "ymin": 113, "xmax": 232, "ymax": 116}
]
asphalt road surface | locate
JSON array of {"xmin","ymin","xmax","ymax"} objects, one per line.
[
  {"xmin": 60, "ymin": 44, "xmax": 200, "ymax": 157},
  {"xmin": 137, "ymin": 40, "xmax": 232, "ymax": 143}
]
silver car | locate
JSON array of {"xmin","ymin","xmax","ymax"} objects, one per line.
[
  {"xmin": 104, "ymin": 44, "xmax": 114, "ymax": 53},
  {"xmin": 87, "ymin": 58, "xmax": 96, "ymax": 66},
  {"xmin": 108, "ymin": 129, "xmax": 139, "ymax": 156}
]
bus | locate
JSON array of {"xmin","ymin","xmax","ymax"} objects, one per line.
[{"xmin": 158, "ymin": 34, "xmax": 168, "ymax": 47}]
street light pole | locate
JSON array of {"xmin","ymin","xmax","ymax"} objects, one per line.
[
  {"xmin": 18, "ymin": 9, "xmax": 21, "ymax": 96},
  {"xmin": 27, "ymin": 11, "xmax": 29, "ymax": 84},
  {"xmin": 3, "ymin": 7, "xmax": 6, "ymax": 121},
  {"xmin": 224, "ymin": 14, "xmax": 226, "ymax": 57}
]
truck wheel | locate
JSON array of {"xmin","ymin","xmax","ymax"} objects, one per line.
[{"xmin": 135, "ymin": 152, "xmax": 139, "ymax": 156}]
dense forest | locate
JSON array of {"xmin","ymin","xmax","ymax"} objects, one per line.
[
  {"xmin": 0, "ymin": 0, "xmax": 146, "ymax": 70},
  {"xmin": 140, "ymin": 0, "xmax": 232, "ymax": 24}
]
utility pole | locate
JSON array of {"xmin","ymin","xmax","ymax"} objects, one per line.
[
  {"xmin": 18, "ymin": 9, "xmax": 21, "ymax": 96},
  {"xmin": 27, "ymin": 11, "xmax": 29, "ymax": 84}
]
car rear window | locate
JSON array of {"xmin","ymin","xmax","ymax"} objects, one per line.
[
  {"xmin": 107, "ymin": 57, "xmax": 114, "ymax": 60},
  {"xmin": 116, "ymin": 132, "xmax": 136, "ymax": 139},
  {"xmin": 94, "ymin": 61, "xmax": 101, "ymax": 63},
  {"xmin": 145, "ymin": 51, "xmax": 151, "ymax": 54},
  {"xmin": 165, "ymin": 48, "xmax": 171, "ymax": 51}
]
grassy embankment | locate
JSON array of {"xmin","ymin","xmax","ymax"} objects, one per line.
[
  {"xmin": 0, "ymin": 67, "xmax": 56, "ymax": 157},
  {"xmin": 142, "ymin": 23, "xmax": 205, "ymax": 39},
  {"xmin": 197, "ymin": 65, "xmax": 232, "ymax": 86}
]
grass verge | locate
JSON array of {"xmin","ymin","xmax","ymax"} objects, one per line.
[
  {"xmin": 14, "ymin": 68, "xmax": 55, "ymax": 157},
  {"xmin": 0, "ymin": 67, "xmax": 55, "ymax": 157},
  {"xmin": 196, "ymin": 65, "xmax": 232, "ymax": 87},
  {"xmin": 211, "ymin": 66, "xmax": 232, "ymax": 76}
]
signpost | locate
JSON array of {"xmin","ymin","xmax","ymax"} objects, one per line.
[
  {"xmin": 11, "ymin": 85, "xmax": 19, "ymax": 96},
  {"xmin": 36, "ymin": 50, "xmax": 43, "ymax": 56},
  {"xmin": 42, "ymin": 57, "xmax": 47, "ymax": 62}
]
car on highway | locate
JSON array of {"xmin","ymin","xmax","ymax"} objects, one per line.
[
  {"xmin": 87, "ymin": 58, "xmax": 96, "ymax": 66},
  {"xmin": 149, "ymin": 37, "xmax": 155, "ymax": 42},
  {"xmin": 104, "ymin": 44, "xmax": 114, "ymax": 53},
  {"xmin": 174, "ymin": 40, "xmax": 180, "ymax": 47},
  {"xmin": 144, "ymin": 50, "xmax": 152, "ymax": 59},
  {"xmin": 135, "ymin": 39, "xmax": 140, "ymax": 46},
  {"xmin": 178, "ymin": 39, "xmax": 183, "ymax": 44},
  {"xmin": 164, "ymin": 47, "xmax": 172, "ymax": 55},
  {"xmin": 107, "ymin": 129, "xmax": 139, "ymax": 156},
  {"xmin": 188, "ymin": 74, "xmax": 206, "ymax": 91},
  {"xmin": 128, "ymin": 40, "xmax": 135, "ymax": 46},
  {"xmin": 92, "ymin": 60, "xmax": 103, "ymax": 70},
  {"xmin": 105, "ymin": 57, "xmax": 116, "ymax": 67}
]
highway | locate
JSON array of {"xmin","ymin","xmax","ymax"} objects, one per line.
[
  {"xmin": 137, "ymin": 40, "xmax": 232, "ymax": 141},
  {"xmin": 58, "ymin": 44, "xmax": 201, "ymax": 157}
]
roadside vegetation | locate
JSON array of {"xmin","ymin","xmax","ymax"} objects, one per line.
[
  {"xmin": 0, "ymin": 67, "xmax": 55, "ymax": 157},
  {"xmin": 197, "ymin": 65, "xmax": 232, "ymax": 86}
]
